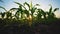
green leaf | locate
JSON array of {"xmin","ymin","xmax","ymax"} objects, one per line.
[
  {"xmin": 15, "ymin": 2, "xmax": 26, "ymax": 10},
  {"xmin": 31, "ymin": 7, "xmax": 37, "ymax": 14},
  {"xmin": 35, "ymin": 4, "xmax": 40, "ymax": 6},
  {"xmin": 0, "ymin": 6, "xmax": 7, "ymax": 11},
  {"xmin": 24, "ymin": 2, "xmax": 30, "ymax": 10},
  {"xmin": 53, "ymin": 8, "xmax": 59, "ymax": 12},
  {"xmin": 49, "ymin": 6, "xmax": 52, "ymax": 13}
]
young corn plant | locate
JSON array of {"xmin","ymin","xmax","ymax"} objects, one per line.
[
  {"xmin": 24, "ymin": 2, "xmax": 40, "ymax": 26},
  {"xmin": 46, "ymin": 5, "xmax": 59, "ymax": 19},
  {"xmin": 0, "ymin": 6, "xmax": 13, "ymax": 19}
]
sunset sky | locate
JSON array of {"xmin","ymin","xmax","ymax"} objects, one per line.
[{"xmin": 0, "ymin": 0, "xmax": 60, "ymax": 18}]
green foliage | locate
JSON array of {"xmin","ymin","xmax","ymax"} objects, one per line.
[
  {"xmin": 46, "ymin": 6, "xmax": 59, "ymax": 19},
  {"xmin": 24, "ymin": 2, "xmax": 30, "ymax": 10},
  {"xmin": 0, "ymin": 2, "xmax": 59, "ymax": 26},
  {"xmin": 0, "ymin": 12, "xmax": 5, "ymax": 19}
]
